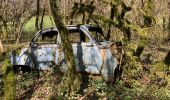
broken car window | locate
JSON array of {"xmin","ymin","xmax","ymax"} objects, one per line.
[
  {"xmin": 87, "ymin": 27, "xmax": 106, "ymax": 42},
  {"xmin": 34, "ymin": 31, "xmax": 58, "ymax": 44},
  {"xmin": 68, "ymin": 29, "xmax": 90, "ymax": 43}
]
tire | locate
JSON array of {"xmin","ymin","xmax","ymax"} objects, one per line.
[
  {"xmin": 114, "ymin": 64, "xmax": 123, "ymax": 82},
  {"xmin": 13, "ymin": 65, "xmax": 31, "ymax": 73}
]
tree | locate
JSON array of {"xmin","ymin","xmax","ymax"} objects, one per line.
[
  {"xmin": 49, "ymin": 0, "xmax": 77, "ymax": 93},
  {"xmin": 71, "ymin": 0, "xmax": 95, "ymax": 24},
  {"xmin": 0, "ymin": 40, "xmax": 4, "ymax": 54},
  {"xmin": 0, "ymin": 0, "xmax": 35, "ymax": 43},
  {"xmin": 2, "ymin": 58, "xmax": 16, "ymax": 100},
  {"xmin": 35, "ymin": 0, "xmax": 40, "ymax": 31}
]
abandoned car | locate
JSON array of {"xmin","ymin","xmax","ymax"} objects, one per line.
[{"xmin": 10, "ymin": 25, "xmax": 123, "ymax": 82}]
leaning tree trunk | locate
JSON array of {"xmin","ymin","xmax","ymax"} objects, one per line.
[
  {"xmin": 49, "ymin": 0, "xmax": 76, "ymax": 92},
  {"xmin": 0, "ymin": 40, "xmax": 4, "ymax": 53}
]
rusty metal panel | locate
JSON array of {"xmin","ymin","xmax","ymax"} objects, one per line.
[
  {"xmin": 10, "ymin": 25, "xmax": 120, "ymax": 82},
  {"xmin": 100, "ymin": 48, "xmax": 118, "ymax": 81}
]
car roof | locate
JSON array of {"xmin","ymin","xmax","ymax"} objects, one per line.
[{"xmin": 34, "ymin": 24, "xmax": 101, "ymax": 37}]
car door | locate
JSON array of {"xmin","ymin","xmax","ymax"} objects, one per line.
[
  {"xmin": 78, "ymin": 27, "xmax": 103, "ymax": 74},
  {"xmin": 65, "ymin": 27, "xmax": 103, "ymax": 74},
  {"xmin": 30, "ymin": 29, "xmax": 59, "ymax": 70},
  {"xmin": 82, "ymin": 25, "xmax": 118, "ymax": 81}
]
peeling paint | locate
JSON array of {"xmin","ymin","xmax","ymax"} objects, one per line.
[{"xmin": 10, "ymin": 25, "xmax": 122, "ymax": 82}]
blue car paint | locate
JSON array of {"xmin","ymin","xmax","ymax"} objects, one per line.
[{"xmin": 10, "ymin": 25, "xmax": 119, "ymax": 82}]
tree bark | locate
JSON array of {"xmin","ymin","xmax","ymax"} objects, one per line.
[
  {"xmin": 35, "ymin": 0, "xmax": 40, "ymax": 30},
  {"xmin": 106, "ymin": 4, "xmax": 115, "ymax": 40},
  {"xmin": 0, "ymin": 40, "xmax": 4, "ymax": 53},
  {"xmin": 40, "ymin": 2, "xmax": 46, "ymax": 30},
  {"xmin": 49, "ymin": 0, "xmax": 76, "ymax": 92}
]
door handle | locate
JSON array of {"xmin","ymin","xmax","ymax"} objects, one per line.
[{"xmin": 86, "ymin": 44, "xmax": 93, "ymax": 47}]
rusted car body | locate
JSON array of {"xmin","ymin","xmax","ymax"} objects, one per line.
[{"xmin": 10, "ymin": 25, "xmax": 123, "ymax": 81}]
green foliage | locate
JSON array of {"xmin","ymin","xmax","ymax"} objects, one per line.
[
  {"xmin": 15, "ymin": 63, "xmax": 64, "ymax": 99},
  {"xmin": 151, "ymin": 62, "xmax": 165, "ymax": 73},
  {"xmin": 164, "ymin": 50, "xmax": 170, "ymax": 67},
  {"xmin": 0, "ymin": 66, "xmax": 4, "ymax": 99},
  {"xmin": 88, "ymin": 0, "xmax": 134, "ymax": 40},
  {"xmin": 71, "ymin": 1, "xmax": 95, "ymax": 24},
  {"xmin": 71, "ymin": 1, "xmax": 95, "ymax": 18},
  {"xmin": 142, "ymin": 0, "xmax": 155, "ymax": 27},
  {"xmin": 121, "ymin": 39, "xmax": 170, "ymax": 99},
  {"xmin": 2, "ymin": 58, "xmax": 15, "ymax": 100},
  {"xmin": 123, "ymin": 42, "xmax": 144, "ymax": 81},
  {"xmin": 138, "ymin": 85, "xmax": 170, "ymax": 99}
]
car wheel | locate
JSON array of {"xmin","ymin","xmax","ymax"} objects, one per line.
[
  {"xmin": 28, "ymin": 55, "xmax": 40, "ymax": 77},
  {"xmin": 114, "ymin": 64, "xmax": 123, "ymax": 82},
  {"xmin": 13, "ymin": 65, "xmax": 31, "ymax": 73},
  {"xmin": 25, "ymin": 54, "xmax": 37, "ymax": 72}
]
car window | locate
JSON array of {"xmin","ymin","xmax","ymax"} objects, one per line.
[
  {"xmin": 34, "ymin": 31, "xmax": 58, "ymax": 44},
  {"xmin": 68, "ymin": 30, "xmax": 90, "ymax": 43},
  {"xmin": 68, "ymin": 32, "xmax": 81, "ymax": 43},
  {"xmin": 89, "ymin": 31, "xmax": 106, "ymax": 42},
  {"xmin": 86, "ymin": 26, "xmax": 106, "ymax": 42}
]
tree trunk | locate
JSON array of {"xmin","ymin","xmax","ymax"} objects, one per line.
[
  {"xmin": 35, "ymin": 0, "xmax": 40, "ymax": 30},
  {"xmin": 49, "ymin": 0, "xmax": 76, "ymax": 92},
  {"xmin": 3, "ymin": 59, "xmax": 16, "ymax": 100},
  {"xmin": 168, "ymin": 2, "xmax": 170, "ymax": 40},
  {"xmin": 106, "ymin": 4, "xmax": 115, "ymax": 40},
  {"xmin": 0, "ymin": 40, "xmax": 4, "ymax": 53},
  {"xmin": 40, "ymin": 2, "xmax": 46, "ymax": 30}
]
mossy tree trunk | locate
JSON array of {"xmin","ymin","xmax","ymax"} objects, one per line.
[
  {"xmin": 40, "ymin": 1, "xmax": 46, "ymax": 30},
  {"xmin": 35, "ymin": 0, "xmax": 40, "ymax": 30},
  {"xmin": 49, "ymin": 0, "xmax": 76, "ymax": 93},
  {"xmin": 106, "ymin": 3, "xmax": 116, "ymax": 40},
  {"xmin": 2, "ymin": 59, "xmax": 15, "ymax": 100},
  {"xmin": 168, "ymin": 2, "xmax": 170, "ymax": 40}
]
